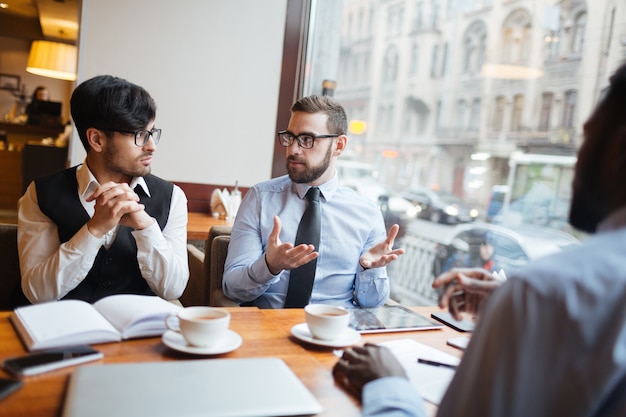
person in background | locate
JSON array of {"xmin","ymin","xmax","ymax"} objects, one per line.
[
  {"xmin": 25, "ymin": 86, "xmax": 50, "ymax": 121},
  {"xmin": 32, "ymin": 86, "xmax": 50, "ymax": 102},
  {"xmin": 333, "ymin": 62, "xmax": 626, "ymax": 417},
  {"xmin": 223, "ymin": 95, "xmax": 404, "ymax": 309},
  {"xmin": 441, "ymin": 229, "xmax": 498, "ymax": 274},
  {"xmin": 18, "ymin": 75, "xmax": 189, "ymax": 304}
]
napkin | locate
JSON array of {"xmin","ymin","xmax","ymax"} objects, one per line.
[{"xmin": 210, "ymin": 187, "xmax": 241, "ymax": 219}]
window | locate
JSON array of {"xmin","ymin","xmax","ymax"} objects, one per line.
[
  {"xmin": 463, "ymin": 20, "xmax": 487, "ymax": 75},
  {"xmin": 457, "ymin": 99, "xmax": 467, "ymax": 130},
  {"xmin": 409, "ymin": 42, "xmax": 420, "ymax": 76},
  {"xmin": 511, "ymin": 94, "xmax": 524, "ymax": 131},
  {"xmin": 501, "ymin": 9, "xmax": 532, "ymax": 65},
  {"xmin": 414, "ymin": 1, "xmax": 423, "ymax": 31},
  {"xmin": 571, "ymin": 12, "xmax": 586, "ymax": 54},
  {"xmin": 562, "ymin": 90, "xmax": 577, "ymax": 129},
  {"xmin": 430, "ymin": 44, "xmax": 439, "ymax": 77},
  {"xmin": 539, "ymin": 92, "xmax": 553, "ymax": 131},
  {"xmin": 469, "ymin": 98, "xmax": 481, "ymax": 131},
  {"xmin": 493, "ymin": 96, "xmax": 505, "ymax": 132},
  {"xmin": 431, "ymin": 0, "xmax": 440, "ymax": 30},
  {"xmin": 387, "ymin": 5, "xmax": 404, "ymax": 37},
  {"xmin": 383, "ymin": 46, "xmax": 399, "ymax": 82},
  {"xmin": 299, "ymin": 0, "xmax": 615, "ymax": 303},
  {"xmin": 441, "ymin": 42, "xmax": 448, "ymax": 76}
]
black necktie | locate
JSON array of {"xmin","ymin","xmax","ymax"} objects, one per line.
[{"xmin": 284, "ymin": 187, "xmax": 321, "ymax": 308}]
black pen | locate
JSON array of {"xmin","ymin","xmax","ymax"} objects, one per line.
[{"xmin": 417, "ymin": 358, "xmax": 458, "ymax": 370}]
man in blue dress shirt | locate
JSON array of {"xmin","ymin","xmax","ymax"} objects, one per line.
[{"xmin": 223, "ymin": 95, "xmax": 405, "ymax": 309}]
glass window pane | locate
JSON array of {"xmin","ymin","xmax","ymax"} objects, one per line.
[{"xmin": 301, "ymin": 0, "xmax": 621, "ymax": 304}]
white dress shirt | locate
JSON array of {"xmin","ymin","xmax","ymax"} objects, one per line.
[{"xmin": 17, "ymin": 161, "xmax": 189, "ymax": 303}]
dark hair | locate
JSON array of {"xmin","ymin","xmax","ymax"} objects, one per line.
[
  {"xmin": 70, "ymin": 75, "xmax": 157, "ymax": 152},
  {"xmin": 31, "ymin": 86, "xmax": 48, "ymax": 101},
  {"xmin": 291, "ymin": 95, "xmax": 347, "ymax": 135},
  {"xmin": 592, "ymin": 63, "xmax": 626, "ymax": 135}
]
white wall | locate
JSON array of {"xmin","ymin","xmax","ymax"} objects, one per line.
[{"xmin": 72, "ymin": 0, "xmax": 287, "ymax": 187}]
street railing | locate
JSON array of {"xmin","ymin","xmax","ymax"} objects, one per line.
[{"xmin": 388, "ymin": 232, "xmax": 440, "ymax": 306}]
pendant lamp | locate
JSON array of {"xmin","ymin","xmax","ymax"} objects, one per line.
[{"xmin": 26, "ymin": 40, "xmax": 77, "ymax": 81}]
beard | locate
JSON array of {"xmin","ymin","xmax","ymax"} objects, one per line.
[
  {"xmin": 286, "ymin": 143, "xmax": 333, "ymax": 184},
  {"xmin": 104, "ymin": 142, "xmax": 152, "ymax": 179},
  {"xmin": 569, "ymin": 179, "xmax": 606, "ymax": 233}
]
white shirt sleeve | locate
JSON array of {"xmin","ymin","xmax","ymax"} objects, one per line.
[
  {"xmin": 17, "ymin": 182, "xmax": 189, "ymax": 303},
  {"xmin": 18, "ymin": 182, "xmax": 105, "ymax": 303},
  {"xmin": 132, "ymin": 185, "xmax": 189, "ymax": 300}
]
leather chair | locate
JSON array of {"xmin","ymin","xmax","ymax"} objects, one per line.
[
  {"xmin": 208, "ymin": 234, "xmax": 238, "ymax": 307},
  {"xmin": 182, "ymin": 225, "xmax": 238, "ymax": 307},
  {"xmin": 0, "ymin": 223, "xmax": 30, "ymax": 310}
]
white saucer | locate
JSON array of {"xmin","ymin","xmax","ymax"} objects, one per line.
[
  {"xmin": 162, "ymin": 330, "xmax": 242, "ymax": 355},
  {"xmin": 290, "ymin": 323, "xmax": 361, "ymax": 348}
]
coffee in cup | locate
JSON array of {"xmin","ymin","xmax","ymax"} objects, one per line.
[
  {"xmin": 304, "ymin": 304, "xmax": 350, "ymax": 340},
  {"xmin": 165, "ymin": 306, "xmax": 230, "ymax": 347}
]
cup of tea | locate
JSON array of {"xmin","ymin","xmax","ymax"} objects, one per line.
[
  {"xmin": 304, "ymin": 304, "xmax": 350, "ymax": 341},
  {"xmin": 165, "ymin": 306, "xmax": 230, "ymax": 347}
]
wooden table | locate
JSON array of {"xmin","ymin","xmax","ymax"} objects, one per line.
[
  {"xmin": 186, "ymin": 212, "xmax": 232, "ymax": 241},
  {"xmin": 0, "ymin": 307, "xmax": 464, "ymax": 417}
]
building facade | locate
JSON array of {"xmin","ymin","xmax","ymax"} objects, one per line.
[{"xmin": 306, "ymin": 0, "xmax": 626, "ymax": 207}]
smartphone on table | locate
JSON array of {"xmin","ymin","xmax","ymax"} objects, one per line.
[
  {"xmin": 431, "ymin": 311, "xmax": 475, "ymax": 332},
  {"xmin": 1, "ymin": 345, "xmax": 102, "ymax": 377},
  {"xmin": 0, "ymin": 377, "xmax": 23, "ymax": 400}
]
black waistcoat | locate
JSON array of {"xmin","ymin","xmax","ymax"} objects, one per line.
[{"xmin": 35, "ymin": 166, "xmax": 173, "ymax": 303}]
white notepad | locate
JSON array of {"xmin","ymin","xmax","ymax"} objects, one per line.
[
  {"xmin": 62, "ymin": 357, "xmax": 323, "ymax": 417},
  {"xmin": 378, "ymin": 339, "xmax": 460, "ymax": 405}
]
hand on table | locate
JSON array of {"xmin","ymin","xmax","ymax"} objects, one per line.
[
  {"xmin": 432, "ymin": 268, "xmax": 503, "ymax": 321},
  {"xmin": 359, "ymin": 224, "xmax": 405, "ymax": 269},
  {"xmin": 333, "ymin": 343, "xmax": 407, "ymax": 400},
  {"xmin": 264, "ymin": 216, "xmax": 319, "ymax": 275}
]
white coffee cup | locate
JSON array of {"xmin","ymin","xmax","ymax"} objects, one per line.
[
  {"xmin": 304, "ymin": 304, "xmax": 350, "ymax": 341},
  {"xmin": 165, "ymin": 306, "xmax": 230, "ymax": 347}
]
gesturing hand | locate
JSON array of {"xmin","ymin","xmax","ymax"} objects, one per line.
[
  {"xmin": 264, "ymin": 216, "xmax": 319, "ymax": 275},
  {"xmin": 333, "ymin": 343, "xmax": 407, "ymax": 400},
  {"xmin": 432, "ymin": 268, "xmax": 502, "ymax": 321},
  {"xmin": 359, "ymin": 224, "xmax": 405, "ymax": 269}
]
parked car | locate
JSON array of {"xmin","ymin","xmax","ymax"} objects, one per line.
[
  {"xmin": 432, "ymin": 222, "xmax": 580, "ymax": 277},
  {"xmin": 403, "ymin": 187, "xmax": 479, "ymax": 224},
  {"xmin": 341, "ymin": 179, "xmax": 418, "ymax": 239}
]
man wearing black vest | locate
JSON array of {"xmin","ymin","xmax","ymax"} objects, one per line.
[{"xmin": 17, "ymin": 75, "xmax": 189, "ymax": 304}]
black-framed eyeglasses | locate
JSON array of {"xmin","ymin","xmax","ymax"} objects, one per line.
[
  {"xmin": 97, "ymin": 127, "xmax": 162, "ymax": 147},
  {"xmin": 277, "ymin": 130, "xmax": 340, "ymax": 149}
]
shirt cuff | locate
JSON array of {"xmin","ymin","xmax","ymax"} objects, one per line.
[
  {"xmin": 72, "ymin": 224, "xmax": 106, "ymax": 253},
  {"xmin": 248, "ymin": 255, "xmax": 281, "ymax": 285},
  {"xmin": 362, "ymin": 377, "xmax": 424, "ymax": 417},
  {"xmin": 131, "ymin": 218, "xmax": 162, "ymax": 247}
]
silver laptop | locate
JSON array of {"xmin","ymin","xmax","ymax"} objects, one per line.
[{"xmin": 62, "ymin": 357, "xmax": 323, "ymax": 417}]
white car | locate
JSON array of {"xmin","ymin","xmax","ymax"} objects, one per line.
[{"xmin": 432, "ymin": 222, "xmax": 580, "ymax": 277}]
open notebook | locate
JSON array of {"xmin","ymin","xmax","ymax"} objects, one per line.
[{"xmin": 62, "ymin": 357, "xmax": 322, "ymax": 417}]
